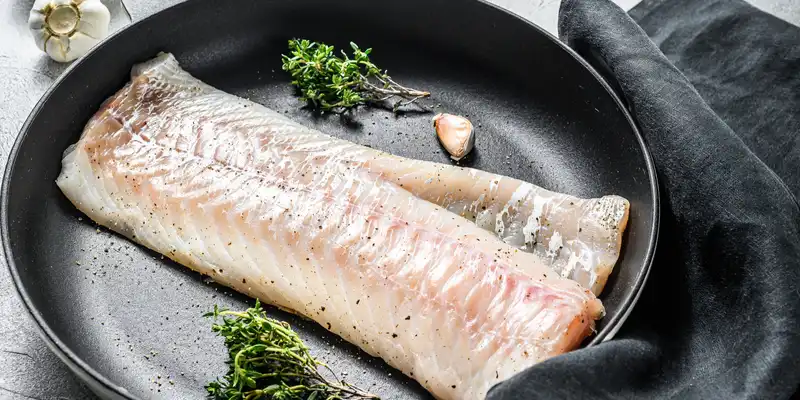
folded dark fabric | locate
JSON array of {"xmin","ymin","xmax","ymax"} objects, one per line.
[
  {"xmin": 486, "ymin": 0, "xmax": 800, "ymax": 399},
  {"xmin": 630, "ymin": 0, "xmax": 800, "ymax": 200}
]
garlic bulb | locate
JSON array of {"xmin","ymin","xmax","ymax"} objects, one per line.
[
  {"xmin": 433, "ymin": 113, "xmax": 475, "ymax": 161},
  {"xmin": 29, "ymin": 0, "xmax": 111, "ymax": 63}
]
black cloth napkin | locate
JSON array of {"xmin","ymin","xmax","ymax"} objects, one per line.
[{"xmin": 487, "ymin": 0, "xmax": 800, "ymax": 399}]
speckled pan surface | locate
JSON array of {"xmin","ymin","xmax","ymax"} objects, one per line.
[{"xmin": 2, "ymin": 0, "xmax": 658, "ymax": 399}]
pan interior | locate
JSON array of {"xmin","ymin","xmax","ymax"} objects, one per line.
[{"xmin": 4, "ymin": 0, "xmax": 657, "ymax": 398}]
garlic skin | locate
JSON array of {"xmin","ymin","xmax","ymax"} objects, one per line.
[
  {"xmin": 433, "ymin": 113, "xmax": 475, "ymax": 161},
  {"xmin": 29, "ymin": 0, "xmax": 111, "ymax": 63}
]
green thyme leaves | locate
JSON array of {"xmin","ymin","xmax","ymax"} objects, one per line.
[
  {"xmin": 281, "ymin": 39, "xmax": 430, "ymax": 113},
  {"xmin": 205, "ymin": 301, "xmax": 378, "ymax": 400}
]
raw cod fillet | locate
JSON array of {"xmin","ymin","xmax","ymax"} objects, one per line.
[
  {"xmin": 57, "ymin": 53, "xmax": 606, "ymax": 399},
  {"xmin": 362, "ymin": 156, "xmax": 629, "ymax": 296}
]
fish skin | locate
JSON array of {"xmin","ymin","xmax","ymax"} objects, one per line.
[{"xmin": 56, "ymin": 53, "xmax": 603, "ymax": 400}]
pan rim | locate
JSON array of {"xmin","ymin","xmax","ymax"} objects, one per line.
[{"xmin": 1, "ymin": 0, "xmax": 659, "ymax": 398}]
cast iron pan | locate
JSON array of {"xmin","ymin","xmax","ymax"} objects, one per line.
[{"xmin": 2, "ymin": 0, "xmax": 659, "ymax": 398}]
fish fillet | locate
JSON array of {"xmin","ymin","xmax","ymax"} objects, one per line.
[
  {"xmin": 85, "ymin": 57, "xmax": 628, "ymax": 296},
  {"xmin": 109, "ymin": 52, "xmax": 629, "ymax": 296},
  {"xmin": 57, "ymin": 53, "xmax": 605, "ymax": 399},
  {"xmin": 358, "ymin": 156, "xmax": 629, "ymax": 296},
  {"xmin": 283, "ymin": 137, "xmax": 630, "ymax": 295}
]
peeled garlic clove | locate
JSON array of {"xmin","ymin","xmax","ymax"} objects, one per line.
[
  {"xmin": 433, "ymin": 113, "xmax": 475, "ymax": 161},
  {"xmin": 29, "ymin": 0, "xmax": 111, "ymax": 63}
]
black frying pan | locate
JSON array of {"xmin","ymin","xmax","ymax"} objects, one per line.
[{"xmin": 2, "ymin": 0, "xmax": 659, "ymax": 398}]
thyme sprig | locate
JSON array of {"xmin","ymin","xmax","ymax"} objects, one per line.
[
  {"xmin": 205, "ymin": 301, "xmax": 379, "ymax": 400},
  {"xmin": 281, "ymin": 39, "xmax": 430, "ymax": 112}
]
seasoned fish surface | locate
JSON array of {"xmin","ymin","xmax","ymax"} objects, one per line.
[
  {"xmin": 363, "ymin": 157, "xmax": 629, "ymax": 296},
  {"xmin": 57, "ymin": 53, "xmax": 604, "ymax": 400}
]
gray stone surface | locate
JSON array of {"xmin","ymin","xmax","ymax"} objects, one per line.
[{"xmin": 0, "ymin": 0, "xmax": 796, "ymax": 399}]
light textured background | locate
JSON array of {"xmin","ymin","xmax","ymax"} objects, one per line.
[{"xmin": 0, "ymin": 0, "xmax": 797, "ymax": 399}]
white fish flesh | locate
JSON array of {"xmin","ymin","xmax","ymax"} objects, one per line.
[
  {"xmin": 358, "ymin": 156, "xmax": 629, "ymax": 296},
  {"xmin": 56, "ymin": 53, "xmax": 606, "ymax": 400}
]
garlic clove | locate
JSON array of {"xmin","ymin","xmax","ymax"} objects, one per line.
[
  {"xmin": 30, "ymin": 27, "xmax": 50, "ymax": 54},
  {"xmin": 28, "ymin": 0, "xmax": 111, "ymax": 63},
  {"xmin": 44, "ymin": 34, "xmax": 72, "ymax": 63},
  {"xmin": 433, "ymin": 113, "xmax": 475, "ymax": 161},
  {"xmin": 76, "ymin": 1, "xmax": 111, "ymax": 39},
  {"xmin": 28, "ymin": 6, "xmax": 47, "ymax": 30},
  {"xmin": 61, "ymin": 32, "xmax": 97, "ymax": 62}
]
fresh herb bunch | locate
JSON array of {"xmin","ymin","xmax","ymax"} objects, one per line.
[
  {"xmin": 205, "ymin": 301, "xmax": 379, "ymax": 400},
  {"xmin": 281, "ymin": 39, "xmax": 430, "ymax": 112}
]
